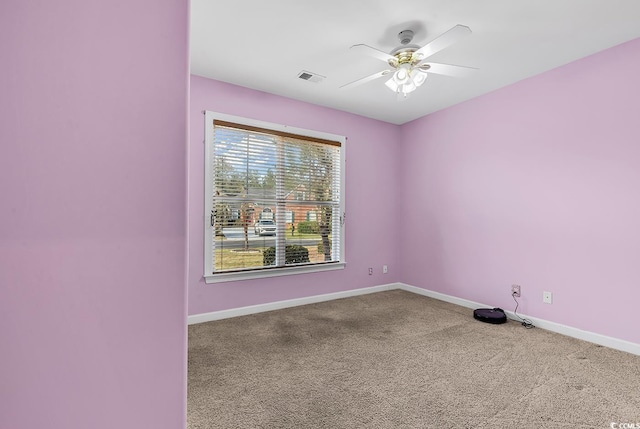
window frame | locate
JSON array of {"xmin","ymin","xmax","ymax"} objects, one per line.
[{"xmin": 204, "ymin": 111, "xmax": 346, "ymax": 284}]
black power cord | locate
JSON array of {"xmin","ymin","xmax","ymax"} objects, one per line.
[{"xmin": 511, "ymin": 292, "xmax": 535, "ymax": 329}]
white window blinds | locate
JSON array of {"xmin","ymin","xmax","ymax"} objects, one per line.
[{"xmin": 204, "ymin": 112, "xmax": 345, "ymax": 282}]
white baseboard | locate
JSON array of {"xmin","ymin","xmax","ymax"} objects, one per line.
[
  {"xmin": 188, "ymin": 282, "xmax": 639, "ymax": 356},
  {"xmin": 188, "ymin": 283, "xmax": 400, "ymax": 325},
  {"xmin": 399, "ymin": 284, "xmax": 485, "ymax": 310},
  {"xmin": 398, "ymin": 283, "xmax": 640, "ymax": 356}
]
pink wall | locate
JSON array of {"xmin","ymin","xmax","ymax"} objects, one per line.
[
  {"xmin": 399, "ymin": 37, "xmax": 640, "ymax": 344},
  {"xmin": 188, "ymin": 76, "xmax": 400, "ymax": 315},
  {"xmin": 0, "ymin": 1, "xmax": 189, "ymax": 428}
]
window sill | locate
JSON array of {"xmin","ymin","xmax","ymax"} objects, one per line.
[{"xmin": 204, "ymin": 262, "xmax": 346, "ymax": 284}]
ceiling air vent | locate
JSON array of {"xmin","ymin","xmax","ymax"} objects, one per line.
[{"xmin": 297, "ymin": 70, "xmax": 325, "ymax": 83}]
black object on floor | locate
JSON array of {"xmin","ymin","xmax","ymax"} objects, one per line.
[{"xmin": 473, "ymin": 308, "xmax": 507, "ymax": 324}]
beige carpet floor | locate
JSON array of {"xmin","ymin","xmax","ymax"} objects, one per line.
[{"xmin": 188, "ymin": 290, "xmax": 640, "ymax": 428}]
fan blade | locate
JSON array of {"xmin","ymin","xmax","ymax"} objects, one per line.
[
  {"xmin": 340, "ymin": 70, "xmax": 392, "ymax": 89},
  {"xmin": 419, "ymin": 62, "xmax": 477, "ymax": 77},
  {"xmin": 350, "ymin": 44, "xmax": 395, "ymax": 63},
  {"xmin": 414, "ymin": 24, "xmax": 471, "ymax": 61}
]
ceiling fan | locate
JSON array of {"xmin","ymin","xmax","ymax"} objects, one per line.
[{"xmin": 340, "ymin": 24, "xmax": 475, "ymax": 99}]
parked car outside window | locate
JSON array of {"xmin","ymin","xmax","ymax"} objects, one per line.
[{"xmin": 254, "ymin": 220, "xmax": 276, "ymax": 236}]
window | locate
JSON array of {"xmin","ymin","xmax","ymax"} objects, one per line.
[{"xmin": 204, "ymin": 111, "xmax": 345, "ymax": 283}]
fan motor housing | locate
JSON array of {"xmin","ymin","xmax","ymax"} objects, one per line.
[{"xmin": 388, "ymin": 48, "xmax": 423, "ymax": 68}]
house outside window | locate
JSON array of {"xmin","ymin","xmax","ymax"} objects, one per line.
[{"xmin": 204, "ymin": 111, "xmax": 346, "ymax": 283}]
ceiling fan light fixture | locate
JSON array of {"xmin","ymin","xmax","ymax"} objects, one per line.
[
  {"xmin": 385, "ymin": 77, "xmax": 399, "ymax": 92},
  {"xmin": 412, "ymin": 69, "xmax": 428, "ymax": 87},
  {"xmin": 385, "ymin": 65, "xmax": 424, "ymax": 95},
  {"xmin": 393, "ymin": 64, "xmax": 411, "ymax": 84},
  {"xmin": 401, "ymin": 79, "xmax": 417, "ymax": 94}
]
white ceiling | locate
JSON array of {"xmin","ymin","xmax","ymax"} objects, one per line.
[{"xmin": 190, "ymin": 0, "xmax": 640, "ymax": 125}]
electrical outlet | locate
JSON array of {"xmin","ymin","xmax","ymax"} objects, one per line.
[
  {"xmin": 511, "ymin": 284, "xmax": 521, "ymax": 297},
  {"xmin": 383, "ymin": 265, "xmax": 388, "ymax": 274},
  {"xmin": 368, "ymin": 268, "xmax": 373, "ymax": 275},
  {"xmin": 543, "ymin": 291, "xmax": 553, "ymax": 304}
]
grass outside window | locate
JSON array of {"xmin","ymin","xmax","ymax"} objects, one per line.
[{"xmin": 215, "ymin": 244, "xmax": 327, "ymax": 272}]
